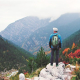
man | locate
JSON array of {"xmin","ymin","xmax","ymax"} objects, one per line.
[{"xmin": 49, "ymin": 28, "xmax": 62, "ymax": 66}]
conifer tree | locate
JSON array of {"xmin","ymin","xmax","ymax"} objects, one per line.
[
  {"xmin": 36, "ymin": 47, "xmax": 49, "ymax": 68},
  {"xmin": 28, "ymin": 57, "xmax": 36, "ymax": 73}
]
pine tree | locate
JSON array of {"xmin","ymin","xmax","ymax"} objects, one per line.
[
  {"xmin": 28, "ymin": 57, "xmax": 36, "ymax": 73},
  {"xmin": 36, "ymin": 47, "xmax": 49, "ymax": 68}
]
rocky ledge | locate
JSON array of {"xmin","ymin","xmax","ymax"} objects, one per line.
[{"xmin": 19, "ymin": 62, "xmax": 76, "ymax": 80}]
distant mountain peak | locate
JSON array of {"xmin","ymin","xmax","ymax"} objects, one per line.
[{"xmin": 0, "ymin": 16, "xmax": 50, "ymax": 47}]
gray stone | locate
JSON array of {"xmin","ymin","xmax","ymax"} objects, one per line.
[
  {"xmin": 19, "ymin": 62, "xmax": 73, "ymax": 80},
  {"xmin": 19, "ymin": 73, "xmax": 25, "ymax": 80},
  {"xmin": 34, "ymin": 77, "xmax": 39, "ymax": 80}
]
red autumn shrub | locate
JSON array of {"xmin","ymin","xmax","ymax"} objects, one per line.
[
  {"xmin": 71, "ymin": 43, "xmax": 76, "ymax": 49},
  {"xmin": 63, "ymin": 61, "xmax": 69, "ymax": 64},
  {"xmin": 62, "ymin": 48, "xmax": 70, "ymax": 54},
  {"xmin": 68, "ymin": 49, "xmax": 80, "ymax": 59}
]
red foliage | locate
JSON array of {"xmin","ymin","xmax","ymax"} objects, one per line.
[
  {"xmin": 62, "ymin": 48, "xmax": 70, "ymax": 54},
  {"xmin": 71, "ymin": 43, "xmax": 76, "ymax": 49},
  {"xmin": 68, "ymin": 49, "xmax": 80, "ymax": 59},
  {"xmin": 63, "ymin": 61, "xmax": 69, "ymax": 64},
  {"xmin": 24, "ymin": 71, "xmax": 28, "ymax": 75}
]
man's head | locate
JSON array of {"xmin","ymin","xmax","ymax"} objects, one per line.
[{"xmin": 53, "ymin": 28, "xmax": 58, "ymax": 33}]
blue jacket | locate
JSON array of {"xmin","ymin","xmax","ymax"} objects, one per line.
[{"xmin": 49, "ymin": 33, "xmax": 62, "ymax": 49}]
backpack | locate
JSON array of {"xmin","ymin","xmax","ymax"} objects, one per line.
[{"xmin": 51, "ymin": 34, "xmax": 59, "ymax": 47}]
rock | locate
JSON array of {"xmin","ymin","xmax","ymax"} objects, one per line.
[
  {"xmin": 39, "ymin": 62, "xmax": 65, "ymax": 80},
  {"xmin": 66, "ymin": 64, "xmax": 70, "ymax": 68},
  {"xmin": 19, "ymin": 62, "xmax": 73, "ymax": 80},
  {"xmin": 39, "ymin": 77, "xmax": 48, "ymax": 80},
  {"xmin": 58, "ymin": 62, "xmax": 65, "ymax": 69},
  {"xmin": 65, "ymin": 68, "xmax": 71, "ymax": 73},
  {"xmin": 61, "ymin": 75, "xmax": 68, "ymax": 80},
  {"xmin": 19, "ymin": 73, "xmax": 25, "ymax": 80},
  {"xmin": 39, "ymin": 68, "xmax": 49, "ymax": 77},
  {"xmin": 34, "ymin": 77, "xmax": 39, "ymax": 80},
  {"xmin": 67, "ymin": 76, "xmax": 72, "ymax": 80},
  {"xmin": 55, "ymin": 79, "xmax": 62, "ymax": 80},
  {"xmin": 57, "ymin": 62, "xmax": 65, "ymax": 75},
  {"xmin": 39, "ymin": 62, "xmax": 70, "ymax": 80},
  {"xmin": 46, "ymin": 63, "xmax": 54, "ymax": 70},
  {"xmin": 57, "ymin": 66, "xmax": 64, "ymax": 75},
  {"xmin": 50, "ymin": 77, "xmax": 58, "ymax": 80},
  {"xmin": 70, "ymin": 65, "xmax": 76, "ymax": 71},
  {"xmin": 66, "ymin": 64, "xmax": 76, "ymax": 71},
  {"xmin": 44, "ymin": 74, "xmax": 53, "ymax": 80}
]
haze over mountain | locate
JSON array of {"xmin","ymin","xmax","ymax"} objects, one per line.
[
  {"xmin": 22, "ymin": 13, "xmax": 80, "ymax": 52},
  {"xmin": 0, "ymin": 13, "xmax": 80, "ymax": 53},
  {"xmin": 0, "ymin": 16, "xmax": 50, "ymax": 46}
]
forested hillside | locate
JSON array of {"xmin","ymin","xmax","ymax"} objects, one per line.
[
  {"xmin": 0, "ymin": 36, "xmax": 33, "ymax": 71},
  {"xmin": 62, "ymin": 30, "xmax": 80, "ymax": 49}
]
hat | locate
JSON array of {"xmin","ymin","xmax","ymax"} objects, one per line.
[{"xmin": 53, "ymin": 28, "xmax": 58, "ymax": 32}]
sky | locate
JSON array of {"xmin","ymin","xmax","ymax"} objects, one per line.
[{"xmin": 0, "ymin": 0, "xmax": 80, "ymax": 32}]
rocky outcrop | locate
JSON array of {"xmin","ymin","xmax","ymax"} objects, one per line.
[
  {"xmin": 34, "ymin": 62, "xmax": 72, "ymax": 80},
  {"xmin": 19, "ymin": 62, "xmax": 76, "ymax": 80}
]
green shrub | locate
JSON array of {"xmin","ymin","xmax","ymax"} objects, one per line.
[
  {"xmin": 75, "ymin": 68, "xmax": 80, "ymax": 80},
  {"xmin": 77, "ymin": 58, "xmax": 80, "ymax": 64}
]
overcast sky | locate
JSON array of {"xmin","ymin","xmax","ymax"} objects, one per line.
[{"xmin": 0, "ymin": 0, "xmax": 80, "ymax": 32}]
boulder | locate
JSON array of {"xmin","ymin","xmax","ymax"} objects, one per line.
[
  {"xmin": 70, "ymin": 65, "xmax": 76, "ymax": 71},
  {"xmin": 39, "ymin": 62, "xmax": 65, "ymax": 80},
  {"xmin": 38, "ymin": 77, "xmax": 48, "ymax": 80},
  {"xmin": 20, "ymin": 62, "xmax": 73, "ymax": 80},
  {"xmin": 39, "ymin": 68, "xmax": 49, "ymax": 77},
  {"xmin": 19, "ymin": 73, "xmax": 25, "ymax": 80},
  {"xmin": 33, "ymin": 77, "xmax": 39, "ymax": 80}
]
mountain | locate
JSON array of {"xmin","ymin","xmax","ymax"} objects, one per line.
[
  {"xmin": 22, "ymin": 13, "xmax": 80, "ymax": 53},
  {"xmin": 0, "ymin": 17, "xmax": 50, "ymax": 46},
  {"xmin": 0, "ymin": 36, "xmax": 33, "ymax": 71},
  {"xmin": 1, "ymin": 13, "xmax": 80, "ymax": 53},
  {"xmin": 49, "ymin": 13, "xmax": 80, "ymax": 27},
  {"xmin": 62, "ymin": 30, "xmax": 80, "ymax": 48}
]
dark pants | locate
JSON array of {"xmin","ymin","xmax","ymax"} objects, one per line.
[{"xmin": 50, "ymin": 48, "xmax": 59, "ymax": 65}]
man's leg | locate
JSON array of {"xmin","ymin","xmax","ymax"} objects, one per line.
[
  {"xmin": 56, "ymin": 49, "xmax": 59, "ymax": 66},
  {"xmin": 50, "ymin": 48, "xmax": 54, "ymax": 66}
]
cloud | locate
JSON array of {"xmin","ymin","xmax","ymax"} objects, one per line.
[{"xmin": 0, "ymin": 0, "xmax": 80, "ymax": 32}]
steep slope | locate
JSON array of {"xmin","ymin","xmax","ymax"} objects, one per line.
[
  {"xmin": 49, "ymin": 13, "xmax": 80, "ymax": 27},
  {"xmin": 0, "ymin": 36, "xmax": 33, "ymax": 71},
  {"xmin": 62, "ymin": 30, "xmax": 80, "ymax": 48},
  {"xmin": 0, "ymin": 17, "xmax": 50, "ymax": 46},
  {"xmin": 22, "ymin": 13, "xmax": 80, "ymax": 53}
]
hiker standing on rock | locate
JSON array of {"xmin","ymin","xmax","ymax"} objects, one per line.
[{"xmin": 49, "ymin": 28, "xmax": 62, "ymax": 66}]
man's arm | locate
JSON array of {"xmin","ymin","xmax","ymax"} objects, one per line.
[
  {"xmin": 49, "ymin": 34, "xmax": 52, "ymax": 48},
  {"xmin": 49, "ymin": 38, "xmax": 51, "ymax": 48},
  {"xmin": 58, "ymin": 35, "xmax": 62, "ymax": 48}
]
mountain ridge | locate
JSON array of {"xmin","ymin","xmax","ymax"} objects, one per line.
[
  {"xmin": 0, "ymin": 16, "xmax": 50, "ymax": 46},
  {"xmin": 1, "ymin": 13, "xmax": 80, "ymax": 53},
  {"xmin": 22, "ymin": 13, "xmax": 80, "ymax": 53}
]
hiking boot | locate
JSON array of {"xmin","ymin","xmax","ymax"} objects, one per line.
[{"xmin": 56, "ymin": 65, "xmax": 58, "ymax": 67}]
